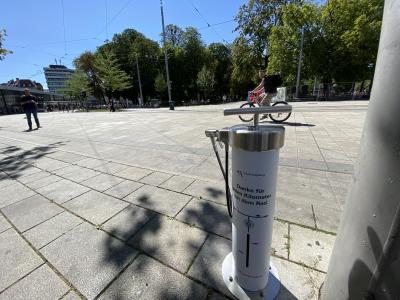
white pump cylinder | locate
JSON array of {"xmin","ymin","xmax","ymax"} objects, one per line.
[
  {"xmin": 232, "ymin": 147, "xmax": 279, "ymax": 290},
  {"xmin": 217, "ymin": 125, "xmax": 285, "ymax": 298}
]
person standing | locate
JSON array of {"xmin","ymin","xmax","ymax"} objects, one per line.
[{"xmin": 20, "ymin": 88, "xmax": 41, "ymax": 131}]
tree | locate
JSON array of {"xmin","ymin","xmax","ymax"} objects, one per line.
[
  {"xmin": 61, "ymin": 71, "xmax": 90, "ymax": 99},
  {"xmin": 230, "ymin": 37, "xmax": 258, "ymax": 97},
  {"xmin": 267, "ymin": 2, "xmax": 322, "ymax": 84},
  {"xmin": 164, "ymin": 24, "xmax": 184, "ymax": 47},
  {"xmin": 97, "ymin": 29, "xmax": 160, "ymax": 102},
  {"xmin": 154, "ymin": 73, "xmax": 167, "ymax": 98},
  {"xmin": 0, "ymin": 29, "xmax": 12, "ymax": 60},
  {"xmin": 207, "ymin": 43, "xmax": 232, "ymax": 99},
  {"xmin": 94, "ymin": 50, "xmax": 132, "ymax": 101},
  {"xmin": 74, "ymin": 51, "xmax": 104, "ymax": 101},
  {"xmin": 235, "ymin": 0, "xmax": 301, "ymax": 68},
  {"xmin": 197, "ymin": 66, "xmax": 215, "ymax": 99}
]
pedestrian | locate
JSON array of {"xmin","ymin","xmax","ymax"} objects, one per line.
[{"xmin": 20, "ymin": 88, "xmax": 41, "ymax": 131}]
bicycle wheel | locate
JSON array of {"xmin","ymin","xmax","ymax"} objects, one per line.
[
  {"xmin": 269, "ymin": 101, "xmax": 291, "ymax": 123},
  {"xmin": 239, "ymin": 102, "xmax": 255, "ymax": 122}
]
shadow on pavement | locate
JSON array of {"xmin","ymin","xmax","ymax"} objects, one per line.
[
  {"xmin": 0, "ymin": 142, "xmax": 65, "ymax": 179},
  {"xmin": 262, "ymin": 120, "xmax": 316, "ymax": 127}
]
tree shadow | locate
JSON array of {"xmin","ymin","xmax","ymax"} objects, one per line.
[
  {"xmin": 261, "ymin": 120, "xmax": 316, "ymax": 127},
  {"xmin": 322, "ymin": 225, "xmax": 400, "ymax": 299},
  {"xmin": 0, "ymin": 141, "xmax": 66, "ymax": 179},
  {"xmin": 206, "ymin": 186, "xmax": 225, "ymax": 200}
]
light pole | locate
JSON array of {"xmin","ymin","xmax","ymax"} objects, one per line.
[
  {"xmin": 295, "ymin": 27, "xmax": 304, "ymax": 99},
  {"xmin": 160, "ymin": 0, "xmax": 174, "ymax": 110},
  {"xmin": 135, "ymin": 54, "xmax": 144, "ymax": 107},
  {"xmin": 321, "ymin": 1, "xmax": 400, "ymax": 299}
]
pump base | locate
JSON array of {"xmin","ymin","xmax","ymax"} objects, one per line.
[{"xmin": 222, "ymin": 252, "xmax": 280, "ymax": 300}]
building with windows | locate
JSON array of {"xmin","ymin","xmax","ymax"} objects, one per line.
[
  {"xmin": 0, "ymin": 86, "xmax": 66, "ymax": 115},
  {"xmin": 1, "ymin": 78, "xmax": 44, "ymax": 90},
  {"xmin": 43, "ymin": 64, "xmax": 74, "ymax": 93}
]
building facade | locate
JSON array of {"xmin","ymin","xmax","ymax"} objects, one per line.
[
  {"xmin": 0, "ymin": 86, "xmax": 66, "ymax": 114},
  {"xmin": 1, "ymin": 78, "xmax": 44, "ymax": 90},
  {"xmin": 43, "ymin": 65, "xmax": 74, "ymax": 93}
]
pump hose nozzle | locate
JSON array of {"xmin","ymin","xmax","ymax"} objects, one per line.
[{"xmin": 205, "ymin": 130, "xmax": 233, "ymax": 218}]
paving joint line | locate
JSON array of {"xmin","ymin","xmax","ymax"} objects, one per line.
[{"xmin": 0, "ymin": 210, "xmax": 86, "ymax": 299}]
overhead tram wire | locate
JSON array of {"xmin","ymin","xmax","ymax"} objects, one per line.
[
  {"xmin": 198, "ymin": 19, "xmax": 235, "ymax": 30},
  {"xmin": 186, "ymin": 0, "xmax": 230, "ymax": 44},
  {"xmin": 95, "ymin": 0, "xmax": 135, "ymax": 40},
  {"xmin": 60, "ymin": 0, "xmax": 67, "ymax": 55}
]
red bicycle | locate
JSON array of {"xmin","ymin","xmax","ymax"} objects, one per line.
[{"xmin": 239, "ymin": 91, "xmax": 291, "ymax": 123}]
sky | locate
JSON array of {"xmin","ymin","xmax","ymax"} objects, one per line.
[{"xmin": 0, "ymin": 0, "xmax": 246, "ymax": 89}]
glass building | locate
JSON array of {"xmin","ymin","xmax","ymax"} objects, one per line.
[
  {"xmin": 43, "ymin": 65, "xmax": 75, "ymax": 93},
  {"xmin": 0, "ymin": 86, "xmax": 66, "ymax": 115}
]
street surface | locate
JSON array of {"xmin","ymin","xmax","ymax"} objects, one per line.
[{"xmin": 0, "ymin": 101, "xmax": 367, "ymax": 299}]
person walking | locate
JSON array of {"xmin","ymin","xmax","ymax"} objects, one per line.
[{"xmin": 20, "ymin": 88, "xmax": 41, "ymax": 131}]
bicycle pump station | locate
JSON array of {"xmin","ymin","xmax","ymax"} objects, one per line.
[{"xmin": 205, "ymin": 105, "xmax": 292, "ymax": 300}]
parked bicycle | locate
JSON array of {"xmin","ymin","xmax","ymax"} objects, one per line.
[{"xmin": 238, "ymin": 91, "xmax": 291, "ymax": 123}]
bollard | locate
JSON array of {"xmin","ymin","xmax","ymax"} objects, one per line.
[{"xmin": 206, "ymin": 106, "xmax": 291, "ymax": 300}]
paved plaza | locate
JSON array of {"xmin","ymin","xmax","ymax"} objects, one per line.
[{"xmin": 0, "ymin": 101, "xmax": 368, "ymax": 299}]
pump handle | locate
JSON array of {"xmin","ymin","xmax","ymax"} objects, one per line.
[{"xmin": 223, "ymin": 105, "xmax": 292, "ymax": 116}]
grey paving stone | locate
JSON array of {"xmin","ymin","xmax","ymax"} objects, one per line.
[
  {"xmin": 2, "ymin": 194, "xmax": 63, "ymax": 232},
  {"xmin": 125, "ymin": 185, "xmax": 191, "ymax": 217},
  {"xmin": 62, "ymin": 167, "xmax": 100, "ymax": 183},
  {"xmin": 0, "ymin": 181, "xmax": 36, "ymax": 208},
  {"xmin": 275, "ymin": 195, "xmax": 316, "ymax": 229},
  {"xmin": 98, "ymin": 254, "xmax": 208, "ymax": 300},
  {"xmin": 139, "ymin": 171, "xmax": 172, "ymax": 186},
  {"xmin": 208, "ymin": 292, "xmax": 230, "ymax": 300},
  {"xmin": 62, "ymin": 290, "xmax": 81, "ymax": 300},
  {"xmin": 176, "ymin": 198, "xmax": 231, "ymax": 239},
  {"xmin": 37, "ymin": 179, "xmax": 90, "ymax": 204},
  {"xmin": 76, "ymin": 157, "xmax": 107, "ymax": 169},
  {"xmin": 41, "ymin": 222, "xmax": 138, "ymax": 300},
  {"xmin": 271, "ymin": 220, "xmax": 289, "ymax": 258},
  {"xmin": 0, "ymin": 264, "xmax": 69, "ymax": 300},
  {"xmin": 104, "ymin": 180, "xmax": 143, "ymax": 199},
  {"xmin": 289, "ymin": 224, "xmax": 336, "ymax": 272},
  {"xmin": 46, "ymin": 151, "xmax": 86, "ymax": 164},
  {"xmin": 25, "ymin": 174, "xmax": 63, "ymax": 190},
  {"xmin": 0, "ymin": 214, "xmax": 11, "ymax": 234},
  {"xmin": 93, "ymin": 162, "xmax": 130, "ymax": 174},
  {"xmin": 81, "ymin": 173, "xmax": 124, "ymax": 192},
  {"xmin": 4, "ymin": 165, "xmax": 43, "ymax": 179},
  {"xmin": 273, "ymin": 256, "xmax": 325, "ymax": 300},
  {"xmin": 159, "ymin": 175, "xmax": 195, "ymax": 192},
  {"xmin": 183, "ymin": 179, "xmax": 226, "ymax": 205},
  {"xmin": 129, "ymin": 216, "xmax": 208, "ymax": 272},
  {"xmin": 298, "ymin": 159, "xmax": 328, "ymax": 171},
  {"xmin": 326, "ymin": 161, "xmax": 354, "ymax": 174},
  {"xmin": 23, "ymin": 212, "xmax": 82, "ymax": 249},
  {"xmin": 64, "ymin": 190, "xmax": 128, "ymax": 225},
  {"xmin": 187, "ymin": 235, "xmax": 231, "ymax": 296},
  {"xmin": 52, "ymin": 164, "xmax": 84, "ymax": 176},
  {"xmin": 114, "ymin": 166, "xmax": 152, "ymax": 181},
  {"xmin": 17, "ymin": 170, "xmax": 52, "ymax": 184},
  {"xmin": 0, "ymin": 229, "xmax": 43, "ymax": 292},
  {"xmin": 33, "ymin": 157, "xmax": 70, "ymax": 171},
  {"xmin": 314, "ymin": 204, "xmax": 342, "ymax": 233},
  {"xmin": 0, "ymin": 173, "xmax": 15, "ymax": 189},
  {"xmin": 102, "ymin": 204, "xmax": 156, "ymax": 241}
]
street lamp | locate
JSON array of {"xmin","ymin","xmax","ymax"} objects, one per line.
[{"xmin": 160, "ymin": 0, "xmax": 174, "ymax": 110}]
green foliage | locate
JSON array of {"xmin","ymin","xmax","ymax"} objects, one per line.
[
  {"xmin": 94, "ymin": 50, "xmax": 132, "ymax": 100},
  {"xmin": 74, "ymin": 51, "xmax": 104, "ymax": 100},
  {"xmin": 0, "ymin": 29, "xmax": 12, "ymax": 60},
  {"xmin": 197, "ymin": 66, "xmax": 215, "ymax": 98},
  {"xmin": 264, "ymin": 0, "xmax": 383, "ymax": 84},
  {"xmin": 230, "ymin": 37, "xmax": 258, "ymax": 96},
  {"xmin": 154, "ymin": 73, "xmax": 167, "ymax": 98},
  {"xmin": 60, "ymin": 71, "xmax": 90, "ymax": 99}
]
